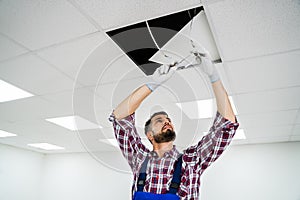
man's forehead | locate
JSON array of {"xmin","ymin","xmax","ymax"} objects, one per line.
[{"xmin": 151, "ymin": 114, "xmax": 168, "ymax": 121}]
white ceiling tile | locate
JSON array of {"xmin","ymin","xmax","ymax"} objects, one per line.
[
  {"xmin": 0, "ymin": 96, "xmax": 65, "ymax": 123},
  {"xmin": 1, "ymin": 0, "xmax": 299, "ymax": 153},
  {"xmin": 0, "ymin": 54, "xmax": 76, "ymax": 95},
  {"xmin": 27, "ymin": 135, "xmax": 85, "ymax": 154},
  {"xmin": 290, "ymin": 135, "xmax": 300, "ymax": 141},
  {"xmin": 0, "ymin": 120, "xmax": 14, "ymax": 130},
  {"xmin": 98, "ymin": 127, "xmax": 120, "ymax": 141},
  {"xmin": 247, "ymin": 136, "xmax": 290, "ymax": 145},
  {"xmin": 216, "ymin": 63, "xmax": 234, "ymax": 95},
  {"xmin": 244, "ymin": 125, "xmax": 293, "ymax": 139},
  {"xmin": 0, "ymin": 135, "xmax": 42, "ymax": 152},
  {"xmin": 93, "ymin": 109, "xmax": 114, "ymax": 129},
  {"xmin": 36, "ymin": 32, "xmax": 107, "ymax": 81},
  {"xmin": 42, "ymin": 128, "xmax": 117, "ymax": 153},
  {"xmin": 0, "ymin": 34, "xmax": 28, "ymax": 61},
  {"xmin": 296, "ymin": 112, "xmax": 300, "ymax": 124},
  {"xmin": 146, "ymin": 63, "xmax": 233, "ymax": 104},
  {"xmin": 235, "ymin": 87, "xmax": 300, "ymax": 115},
  {"xmin": 96, "ymin": 72, "xmax": 210, "ymax": 110},
  {"xmin": 238, "ymin": 110, "xmax": 298, "ymax": 128},
  {"xmin": 2, "ymin": 119, "xmax": 72, "ymax": 140},
  {"xmin": 73, "ymin": 38, "xmax": 143, "ymax": 86},
  {"xmin": 0, "ymin": 0, "xmax": 97, "ymax": 50},
  {"xmin": 73, "ymin": 0, "xmax": 201, "ymax": 30},
  {"xmin": 291, "ymin": 125, "xmax": 300, "ymax": 136},
  {"xmin": 134, "ymin": 108, "xmax": 152, "ymax": 129},
  {"xmin": 77, "ymin": 128, "xmax": 117, "ymax": 152},
  {"xmin": 42, "ymin": 87, "xmax": 109, "ymax": 114},
  {"xmin": 95, "ymin": 77, "xmax": 149, "ymax": 108},
  {"xmin": 206, "ymin": 0, "xmax": 300, "ymax": 61},
  {"xmin": 143, "ymin": 68, "xmax": 218, "ymax": 105},
  {"xmin": 72, "ymin": 108, "xmax": 110, "ymax": 129},
  {"xmin": 0, "ymin": 134, "xmax": 72, "ymax": 154},
  {"xmin": 97, "ymin": 54, "xmax": 144, "ymax": 85},
  {"xmin": 42, "ymin": 87, "xmax": 111, "ymax": 128},
  {"xmin": 176, "ymin": 118, "xmax": 215, "ymax": 147},
  {"xmin": 289, "ymin": 135, "xmax": 300, "ymax": 142},
  {"xmin": 0, "ymin": 120, "xmax": 114, "ymax": 153},
  {"xmin": 226, "ymin": 51, "xmax": 300, "ymax": 94}
]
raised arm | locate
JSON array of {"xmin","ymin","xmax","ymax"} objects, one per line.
[
  {"xmin": 193, "ymin": 50, "xmax": 235, "ymax": 122},
  {"xmin": 113, "ymin": 64, "xmax": 176, "ymax": 120},
  {"xmin": 183, "ymin": 49, "xmax": 239, "ymax": 172},
  {"xmin": 212, "ymin": 80, "xmax": 236, "ymax": 122},
  {"xmin": 113, "ymin": 84, "xmax": 151, "ymax": 120},
  {"xmin": 111, "ymin": 64, "xmax": 176, "ymax": 170}
]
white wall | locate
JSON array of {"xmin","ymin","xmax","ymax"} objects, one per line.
[
  {"xmin": 201, "ymin": 142, "xmax": 300, "ymax": 200},
  {"xmin": 0, "ymin": 144, "xmax": 44, "ymax": 200},
  {"xmin": 39, "ymin": 151, "xmax": 132, "ymax": 200},
  {"xmin": 1, "ymin": 142, "xmax": 299, "ymax": 200}
]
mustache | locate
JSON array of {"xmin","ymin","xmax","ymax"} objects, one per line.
[{"xmin": 162, "ymin": 124, "xmax": 173, "ymax": 131}]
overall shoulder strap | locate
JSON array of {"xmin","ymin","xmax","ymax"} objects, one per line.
[
  {"xmin": 136, "ymin": 156, "xmax": 149, "ymax": 192},
  {"xmin": 168, "ymin": 154, "xmax": 183, "ymax": 194}
]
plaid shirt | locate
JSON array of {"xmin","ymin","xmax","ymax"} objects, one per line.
[{"xmin": 110, "ymin": 111, "xmax": 239, "ymax": 199}]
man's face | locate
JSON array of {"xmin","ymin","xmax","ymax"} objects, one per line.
[{"xmin": 149, "ymin": 114, "xmax": 176, "ymax": 143}]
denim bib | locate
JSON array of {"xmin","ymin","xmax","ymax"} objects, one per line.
[
  {"xmin": 133, "ymin": 154, "xmax": 183, "ymax": 200},
  {"xmin": 133, "ymin": 191, "xmax": 180, "ymax": 200}
]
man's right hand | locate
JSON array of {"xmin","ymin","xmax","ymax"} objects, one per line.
[{"xmin": 146, "ymin": 64, "xmax": 176, "ymax": 91}]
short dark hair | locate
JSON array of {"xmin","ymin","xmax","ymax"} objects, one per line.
[{"xmin": 144, "ymin": 111, "xmax": 168, "ymax": 135}]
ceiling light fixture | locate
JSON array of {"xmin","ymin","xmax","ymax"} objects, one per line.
[
  {"xmin": 0, "ymin": 80, "xmax": 34, "ymax": 102},
  {"xmin": 176, "ymin": 99, "xmax": 213, "ymax": 119},
  {"xmin": 176, "ymin": 96, "xmax": 238, "ymax": 119},
  {"xmin": 27, "ymin": 143, "xmax": 65, "ymax": 150},
  {"xmin": 0, "ymin": 130, "xmax": 17, "ymax": 138},
  {"xmin": 46, "ymin": 115, "xmax": 102, "ymax": 131}
]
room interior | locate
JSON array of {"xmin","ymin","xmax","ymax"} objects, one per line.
[{"xmin": 0, "ymin": 0, "xmax": 299, "ymax": 199}]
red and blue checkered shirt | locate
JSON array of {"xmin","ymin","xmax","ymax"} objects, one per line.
[{"xmin": 110, "ymin": 111, "xmax": 239, "ymax": 199}]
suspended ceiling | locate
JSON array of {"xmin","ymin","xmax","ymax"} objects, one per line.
[{"xmin": 0, "ymin": 0, "xmax": 299, "ymax": 155}]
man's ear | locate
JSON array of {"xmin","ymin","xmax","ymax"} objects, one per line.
[
  {"xmin": 146, "ymin": 131, "xmax": 154, "ymax": 140},
  {"xmin": 146, "ymin": 131, "xmax": 152, "ymax": 138}
]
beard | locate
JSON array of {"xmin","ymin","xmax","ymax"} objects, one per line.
[{"xmin": 153, "ymin": 129, "xmax": 176, "ymax": 143}]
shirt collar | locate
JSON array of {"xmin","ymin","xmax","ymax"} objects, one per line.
[{"xmin": 149, "ymin": 145, "xmax": 180, "ymax": 160}]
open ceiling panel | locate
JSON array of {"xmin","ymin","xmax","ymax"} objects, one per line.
[{"xmin": 106, "ymin": 6, "xmax": 223, "ymax": 75}]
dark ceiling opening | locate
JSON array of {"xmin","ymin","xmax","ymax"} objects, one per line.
[{"xmin": 107, "ymin": 6, "xmax": 203, "ymax": 75}]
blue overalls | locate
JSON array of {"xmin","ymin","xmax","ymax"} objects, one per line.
[{"xmin": 133, "ymin": 155, "xmax": 183, "ymax": 200}]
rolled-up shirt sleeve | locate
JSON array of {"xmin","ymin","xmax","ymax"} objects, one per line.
[
  {"xmin": 109, "ymin": 112, "xmax": 149, "ymax": 170},
  {"xmin": 184, "ymin": 111, "xmax": 239, "ymax": 173}
]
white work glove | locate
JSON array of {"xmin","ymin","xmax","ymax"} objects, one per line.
[
  {"xmin": 146, "ymin": 64, "xmax": 176, "ymax": 91},
  {"xmin": 192, "ymin": 49, "xmax": 220, "ymax": 83}
]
